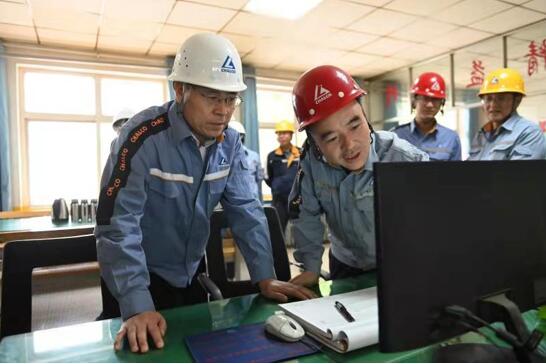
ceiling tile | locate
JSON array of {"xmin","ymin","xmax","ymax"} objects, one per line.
[
  {"xmin": 318, "ymin": 29, "xmax": 378, "ymax": 51},
  {"xmin": 353, "ymin": 62, "xmax": 399, "ymax": 74},
  {"xmin": 348, "ymin": 9, "xmax": 417, "ymax": 36},
  {"xmin": 100, "ymin": 17, "xmax": 163, "ymax": 41},
  {"xmin": 336, "ymin": 51, "xmax": 383, "ymax": 68},
  {"xmin": 523, "ymin": 0, "xmax": 546, "ymax": 13},
  {"xmin": 187, "ymin": 0, "xmax": 248, "ymax": 9},
  {"xmin": 432, "ymin": 0, "xmax": 513, "ymax": 26},
  {"xmin": 357, "ymin": 37, "xmax": 415, "ymax": 56},
  {"xmin": 155, "ymin": 24, "xmax": 200, "ymax": 45},
  {"xmin": 223, "ymin": 12, "xmax": 294, "ymax": 38},
  {"xmin": 220, "ymin": 32, "xmax": 258, "ymax": 54},
  {"xmin": 0, "ymin": 23, "xmax": 37, "ymax": 42},
  {"xmin": 276, "ymin": 48, "xmax": 347, "ymax": 72},
  {"xmin": 390, "ymin": 19, "xmax": 457, "ymax": 41},
  {"xmin": 505, "ymin": 19, "xmax": 546, "ymax": 40},
  {"xmin": 38, "ymin": 28, "xmax": 96, "ymax": 48},
  {"xmin": 103, "ymin": 0, "xmax": 174, "ymax": 22},
  {"xmin": 243, "ymin": 39, "xmax": 299, "ymax": 68},
  {"xmin": 470, "ymin": 7, "xmax": 545, "ymax": 33},
  {"xmin": 351, "ymin": 65, "xmax": 391, "ymax": 78},
  {"xmin": 371, "ymin": 57, "xmax": 410, "ymax": 69},
  {"xmin": 32, "ymin": 7, "xmax": 99, "ymax": 34},
  {"xmin": 0, "ymin": 2, "xmax": 32, "ymax": 26},
  {"xmin": 98, "ymin": 35, "xmax": 152, "ymax": 54},
  {"xmin": 30, "ymin": 0, "xmax": 102, "ymax": 14},
  {"xmin": 384, "ymin": 0, "xmax": 460, "ymax": 16},
  {"xmin": 501, "ymin": 0, "xmax": 529, "ymax": 3},
  {"xmin": 394, "ymin": 43, "xmax": 448, "ymax": 61},
  {"xmin": 426, "ymin": 27, "xmax": 493, "ymax": 49},
  {"xmin": 346, "ymin": 0, "xmax": 391, "ymax": 6},
  {"xmin": 303, "ymin": 0, "xmax": 376, "ymax": 28},
  {"xmin": 166, "ymin": 1, "xmax": 236, "ymax": 31},
  {"xmin": 148, "ymin": 41, "xmax": 178, "ymax": 56}
]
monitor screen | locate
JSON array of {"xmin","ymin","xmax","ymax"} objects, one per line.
[{"xmin": 374, "ymin": 161, "xmax": 546, "ymax": 352}]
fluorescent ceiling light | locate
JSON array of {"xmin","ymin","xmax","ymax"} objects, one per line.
[{"xmin": 244, "ymin": 0, "xmax": 322, "ymax": 20}]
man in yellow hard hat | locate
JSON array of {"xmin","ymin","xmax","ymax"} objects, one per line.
[
  {"xmin": 468, "ymin": 68, "xmax": 546, "ymax": 160},
  {"xmin": 265, "ymin": 120, "xmax": 300, "ymax": 233}
]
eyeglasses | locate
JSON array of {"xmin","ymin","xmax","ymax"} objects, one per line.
[
  {"xmin": 480, "ymin": 94, "xmax": 513, "ymax": 105},
  {"xmin": 195, "ymin": 87, "xmax": 243, "ymax": 108},
  {"xmin": 414, "ymin": 95, "xmax": 443, "ymax": 106}
]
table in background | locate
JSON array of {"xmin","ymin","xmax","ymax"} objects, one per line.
[
  {"xmin": 0, "ymin": 216, "xmax": 96, "ymax": 275},
  {"xmin": 0, "ymin": 216, "xmax": 94, "ymax": 245}
]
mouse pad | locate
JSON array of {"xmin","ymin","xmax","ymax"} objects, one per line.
[{"xmin": 185, "ymin": 322, "xmax": 320, "ymax": 362}]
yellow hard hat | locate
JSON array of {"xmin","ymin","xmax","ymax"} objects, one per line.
[
  {"xmin": 478, "ymin": 68, "xmax": 526, "ymax": 96},
  {"xmin": 275, "ymin": 120, "xmax": 295, "ymax": 133}
]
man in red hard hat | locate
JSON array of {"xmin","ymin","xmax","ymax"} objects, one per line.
[
  {"xmin": 288, "ymin": 65, "xmax": 428, "ymax": 287},
  {"xmin": 393, "ymin": 72, "xmax": 461, "ymax": 161}
]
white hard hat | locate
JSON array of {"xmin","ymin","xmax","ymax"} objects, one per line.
[
  {"xmin": 112, "ymin": 107, "xmax": 135, "ymax": 130},
  {"xmin": 229, "ymin": 120, "xmax": 246, "ymax": 135},
  {"xmin": 168, "ymin": 33, "xmax": 247, "ymax": 93},
  {"xmin": 113, "ymin": 108, "xmax": 135, "ymax": 124}
]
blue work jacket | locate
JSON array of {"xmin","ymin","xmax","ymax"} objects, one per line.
[{"xmin": 95, "ymin": 101, "xmax": 274, "ymax": 319}]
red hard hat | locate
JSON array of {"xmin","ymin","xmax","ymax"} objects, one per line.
[
  {"xmin": 292, "ymin": 65, "xmax": 366, "ymax": 132},
  {"xmin": 411, "ymin": 72, "xmax": 446, "ymax": 99}
]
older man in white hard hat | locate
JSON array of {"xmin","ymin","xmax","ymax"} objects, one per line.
[
  {"xmin": 229, "ymin": 120, "xmax": 264, "ymax": 201},
  {"xmin": 95, "ymin": 33, "xmax": 315, "ymax": 354}
]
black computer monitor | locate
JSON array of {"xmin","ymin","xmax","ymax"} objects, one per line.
[{"xmin": 374, "ymin": 161, "xmax": 546, "ymax": 354}]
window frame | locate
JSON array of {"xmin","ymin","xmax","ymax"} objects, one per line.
[{"xmin": 17, "ymin": 65, "xmax": 169, "ymax": 208}]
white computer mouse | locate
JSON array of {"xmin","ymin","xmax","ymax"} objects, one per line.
[{"xmin": 264, "ymin": 313, "xmax": 305, "ymax": 342}]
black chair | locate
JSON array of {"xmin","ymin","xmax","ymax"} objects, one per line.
[
  {"xmin": 0, "ymin": 234, "xmax": 97, "ymax": 338},
  {"xmin": 201, "ymin": 206, "xmax": 291, "ymax": 300}
]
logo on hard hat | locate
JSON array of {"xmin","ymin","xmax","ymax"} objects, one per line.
[
  {"xmin": 221, "ymin": 56, "xmax": 236, "ymax": 74},
  {"xmin": 431, "ymin": 80, "xmax": 440, "ymax": 91},
  {"xmin": 314, "ymin": 85, "xmax": 332, "ymax": 104},
  {"xmin": 490, "ymin": 77, "xmax": 499, "ymax": 85}
]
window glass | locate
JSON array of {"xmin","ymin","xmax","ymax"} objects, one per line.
[
  {"xmin": 453, "ymin": 37, "xmax": 503, "ymax": 107},
  {"xmin": 506, "ymin": 19, "xmax": 546, "ymax": 128},
  {"xmin": 24, "ymin": 72, "xmax": 95, "ymax": 114},
  {"xmin": 101, "ymin": 78, "xmax": 164, "ymax": 116},
  {"xmin": 368, "ymin": 69, "xmax": 411, "ymax": 129},
  {"xmin": 20, "ymin": 68, "xmax": 168, "ymax": 208},
  {"xmin": 256, "ymin": 88, "xmax": 295, "ymax": 125},
  {"xmin": 27, "ymin": 121, "xmax": 98, "ymax": 206}
]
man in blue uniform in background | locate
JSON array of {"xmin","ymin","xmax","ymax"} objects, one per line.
[
  {"xmin": 393, "ymin": 72, "xmax": 461, "ymax": 161},
  {"xmin": 265, "ymin": 120, "xmax": 301, "ymax": 233},
  {"xmin": 95, "ymin": 33, "xmax": 315, "ymax": 354},
  {"xmin": 229, "ymin": 120, "xmax": 264, "ymax": 201}
]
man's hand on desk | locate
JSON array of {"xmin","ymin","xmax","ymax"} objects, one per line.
[
  {"xmin": 258, "ymin": 278, "xmax": 317, "ymax": 302},
  {"xmin": 289, "ymin": 271, "xmax": 319, "ymax": 288},
  {"xmin": 114, "ymin": 311, "xmax": 167, "ymax": 353}
]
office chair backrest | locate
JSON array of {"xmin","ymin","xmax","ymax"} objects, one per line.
[
  {"xmin": 206, "ymin": 206, "xmax": 291, "ymax": 298},
  {"xmin": 0, "ymin": 234, "xmax": 97, "ymax": 338}
]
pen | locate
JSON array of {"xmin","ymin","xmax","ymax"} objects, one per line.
[{"xmin": 335, "ymin": 301, "xmax": 355, "ymax": 322}]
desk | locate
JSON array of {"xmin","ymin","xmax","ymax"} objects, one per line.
[
  {"xmin": 0, "ymin": 274, "xmax": 542, "ymax": 363},
  {"xmin": 0, "ymin": 216, "xmax": 94, "ymax": 245}
]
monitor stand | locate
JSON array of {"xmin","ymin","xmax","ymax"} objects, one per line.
[{"xmin": 433, "ymin": 293, "xmax": 544, "ymax": 363}]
